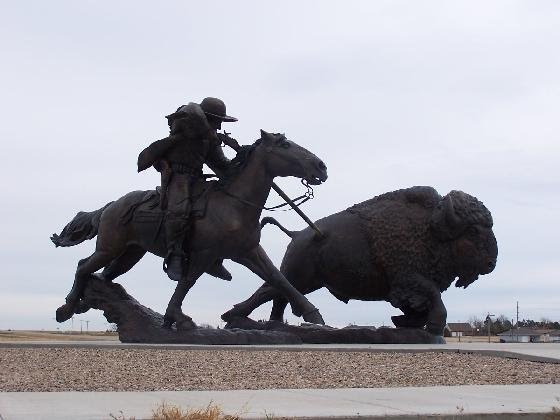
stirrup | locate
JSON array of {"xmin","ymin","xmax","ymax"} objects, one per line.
[{"xmin": 163, "ymin": 252, "xmax": 184, "ymax": 281}]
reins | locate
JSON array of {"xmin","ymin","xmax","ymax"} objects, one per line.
[{"xmin": 223, "ymin": 179, "xmax": 315, "ymax": 211}]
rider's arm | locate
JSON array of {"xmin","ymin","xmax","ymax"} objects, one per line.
[
  {"xmin": 137, "ymin": 136, "xmax": 180, "ymax": 172},
  {"xmin": 206, "ymin": 138, "xmax": 231, "ymax": 178}
]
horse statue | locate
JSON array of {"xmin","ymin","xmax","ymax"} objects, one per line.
[{"xmin": 52, "ymin": 130, "xmax": 328, "ymax": 330}]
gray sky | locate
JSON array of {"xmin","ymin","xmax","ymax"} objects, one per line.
[{"xmin": 1, "ymin": 1, "xmax": 559, "ymax": 331}]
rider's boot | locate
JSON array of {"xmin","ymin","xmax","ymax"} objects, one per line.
[{"xmin": 163, "ymin": 216, "xmax": 188, "ymax": 281}]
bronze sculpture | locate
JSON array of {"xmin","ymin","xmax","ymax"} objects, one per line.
[
  {"xmin": 138, "ymin": 98, "xmax": 237, "ymax": 281},
  {"xmin": 50, "ymin": 98, "xmax": 498, "ymax": 344},
  {"xmin": 52, "ymin": 130, "xmax": 328, "ymax": 330},
  {"xmin": 222, "ymin": 186, "xmax": 498, "ymax": 336}
]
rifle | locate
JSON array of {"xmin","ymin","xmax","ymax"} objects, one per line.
[{"xmin": 218, "ymin": 132, "xmax": 325, "ymax": 239}]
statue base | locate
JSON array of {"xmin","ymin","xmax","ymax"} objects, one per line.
[{"xmin": 75, "ymin": 277, "xmax": 444, "ymax": 344}]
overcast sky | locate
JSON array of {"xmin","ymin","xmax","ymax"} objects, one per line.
[{"xmin": 0, "ymin": 1, "xmax": 558, "ymax": 331}]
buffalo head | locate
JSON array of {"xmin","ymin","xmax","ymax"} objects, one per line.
[{"xmin": 430, "ymin": 190, "xmax": 498, "ymax": 288}]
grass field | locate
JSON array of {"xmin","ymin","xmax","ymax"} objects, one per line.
[
  {"xmin": 0, "ymin": 330, "xmax": 119, "ymax": 342},
  {"xmin": 0, "ymin": 330, "xmax": 504, "ymax": 343},
  {"xmin": 445, "ymin": 335, "xmax": 501, "ymax": 343}
]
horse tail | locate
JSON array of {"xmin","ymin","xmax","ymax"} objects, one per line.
[
  {"xmin": 260, "ymin": 217, "xmax": 297, "ymax": 238},
  {"xmin": 51, "ymin": 202, "xmax": 113, "ymax": 247}
]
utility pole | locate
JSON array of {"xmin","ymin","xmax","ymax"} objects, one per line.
[
  {"xmin": 516, "ymin": 301, "xmax": 520, "ymax": 343},
  {"xmin": 511, "ymin": 319, "xmax": 514, "ymax": 341},
  {"xmin": 85, "ymin": 320, "xmax": 90, "ymax": 334},
  {"xmin": 486, "ymin": 313, "xmax": 495, "ymax": 343},
  {"xmin": 80, "ymin": 320, "xmax": 83, "ymax": 334}
]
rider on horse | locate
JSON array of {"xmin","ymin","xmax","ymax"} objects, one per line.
[{"xmin": 137, "ymin": 97, "xmax": 237, "ymax": 281}]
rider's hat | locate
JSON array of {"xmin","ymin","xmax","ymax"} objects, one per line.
[{"xmin": 200, "ymin": 97, "xmax": 238, "ymax": 122}]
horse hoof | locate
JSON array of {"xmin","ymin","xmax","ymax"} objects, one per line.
[
  {"xmin": 391, "ymin": 315, "xmax": 407, "ymax": 328},
  {"xmin": 302, "ymin": 308, "xmax": 325, "ymax": 325},
  {"xmin": 56, "ymin": 303, "xmax": 74, "ymax": 323},
  {"xmin": 163, "ymin": 312, "xmax": 197, "ymax": 331},
  {"xmin": 74, "ymin": 301, "xmax": 91, "ymax": 314},
  {"xmin": 221, "ymin": 309, "xmax": 236, "ymax": 322},
  {"xmin": 176, "ymin": 318, "xmax": 197, "ymax": 331},
  {"xmin": 221, "ymin": 306, "xmax": 248, "ymax": 323}
]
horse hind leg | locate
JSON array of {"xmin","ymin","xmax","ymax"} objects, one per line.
[
  {"xmin": 100, "ymin": 245, "xmax": 146, "ymax": 281},
  {"xmin": 56, "ymin": 250, "xmax": 114, "ymax": 322}
]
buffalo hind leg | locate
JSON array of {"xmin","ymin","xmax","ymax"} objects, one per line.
[
  {"xmin": 270, "ymin": 279, "xmax": 323, "ymax": 322},
  {"xmin": 233, "ymin": 245, "xmax": 324, "ymax": 325},
  {"xmin": 270, "ymin": 265, "xmax": 322, "ymax": 322},
  {"xmin": 391, "ymin": 308, "xmax": 429, "ymax": 329},
  {"xmin": 56, "ymin": 250, "xmax": 114, "ymax": 322},
  {"xmin": 223, "ymin": 248, "xmax": 322, "ymax": 322},
  {"xmin": 269, "ymin": 256, "xmax": 323, "ymax": 322},
  {"xmin": 270, "ymin": 296, "xmax": 288, "ymax": 322},
  {"xmin": 221, "ymin": 283, "xmax": 278, "ymax": 322}
]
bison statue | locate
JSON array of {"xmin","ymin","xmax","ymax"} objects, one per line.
[{"xmin": 222, "ymin": 186, "xmax": 498, "ymax": 336}]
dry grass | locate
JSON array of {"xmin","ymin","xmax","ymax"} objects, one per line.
[
  {"xmin": 0, "ymin": 330, "xmax": 118, "ymax": 342},
  {"xmin": 110, "ymin": 402, "xmax": 241, "ymax": 420},
  {"xmin": 545, "ymin": 398, "xmax": 560, "ymax": 420},
  {"xmin": 152, "ymin": 402, "xmax": 240, "ymax": 420}
]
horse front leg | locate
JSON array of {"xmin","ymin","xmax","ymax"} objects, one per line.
[
  {"xmin": 163, "ymin": 252, "xmax": 209, "ymax": 330},
  {"xmin": 233, "ymin": 246, "xmax": 325, "ymax": 325}
]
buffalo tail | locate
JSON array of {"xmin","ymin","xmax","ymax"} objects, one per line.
[{"xmin": 260, "ymin": 217, "xmax": 297, "ymax": 238}]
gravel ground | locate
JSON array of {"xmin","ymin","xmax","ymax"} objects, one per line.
[{"xmin": 1, "ymin": 349, "xmax": 558, "ymax": 392}]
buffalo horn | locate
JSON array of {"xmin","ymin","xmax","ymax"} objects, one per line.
[{"xmin": 444, "ymin": 194, "xmax": 463, "ymax": 231}]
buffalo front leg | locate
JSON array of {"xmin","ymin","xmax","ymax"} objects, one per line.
[
  {"xmin": 233, "ymin": 246, "xmax": 324, "ymax": 325},
  {"xmin": 425, "ymin": 293, "xmax": 447, "ymax": 336},
  {"xmin": 388, "ymin": 273, "xmax": 447, "ymax": 336}
]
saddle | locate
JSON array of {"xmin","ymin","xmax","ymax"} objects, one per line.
[{"xmin": 121, "ymin": 179, "xmax": 217, "ymax": 228}]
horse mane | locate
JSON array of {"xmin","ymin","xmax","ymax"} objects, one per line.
[{"xmin": 221, "ymin": 138, "xmax": 262, "ymax": 184}]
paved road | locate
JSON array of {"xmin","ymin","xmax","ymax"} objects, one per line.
[{"xmin": 1, "ymin": 341, "xmax": 559, "ymax": 363}]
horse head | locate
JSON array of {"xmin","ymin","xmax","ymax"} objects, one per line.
[{"xmin": 257, "ymin": 130, "xmax": 328, "ymax": 185}]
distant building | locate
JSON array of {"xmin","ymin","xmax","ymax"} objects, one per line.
[
  {"xmin": 549, "ymin": 330, "xmax": 560, "ymax": 343},
  {"xmin": 498, "ymin": 328, "xmax": 560, "ymax": 343},
  {"xmin": 445, "ymin": 323, "xmax": 473, "ymax": 337}
]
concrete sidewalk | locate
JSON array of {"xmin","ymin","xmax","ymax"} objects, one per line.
[
  {"xmin": 1, "ymin": 384, "xmax": 559, "ymax": 419},
  {"xmin": 2, "ymin": 341, "xmax": 560, "ymax": 363}
]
